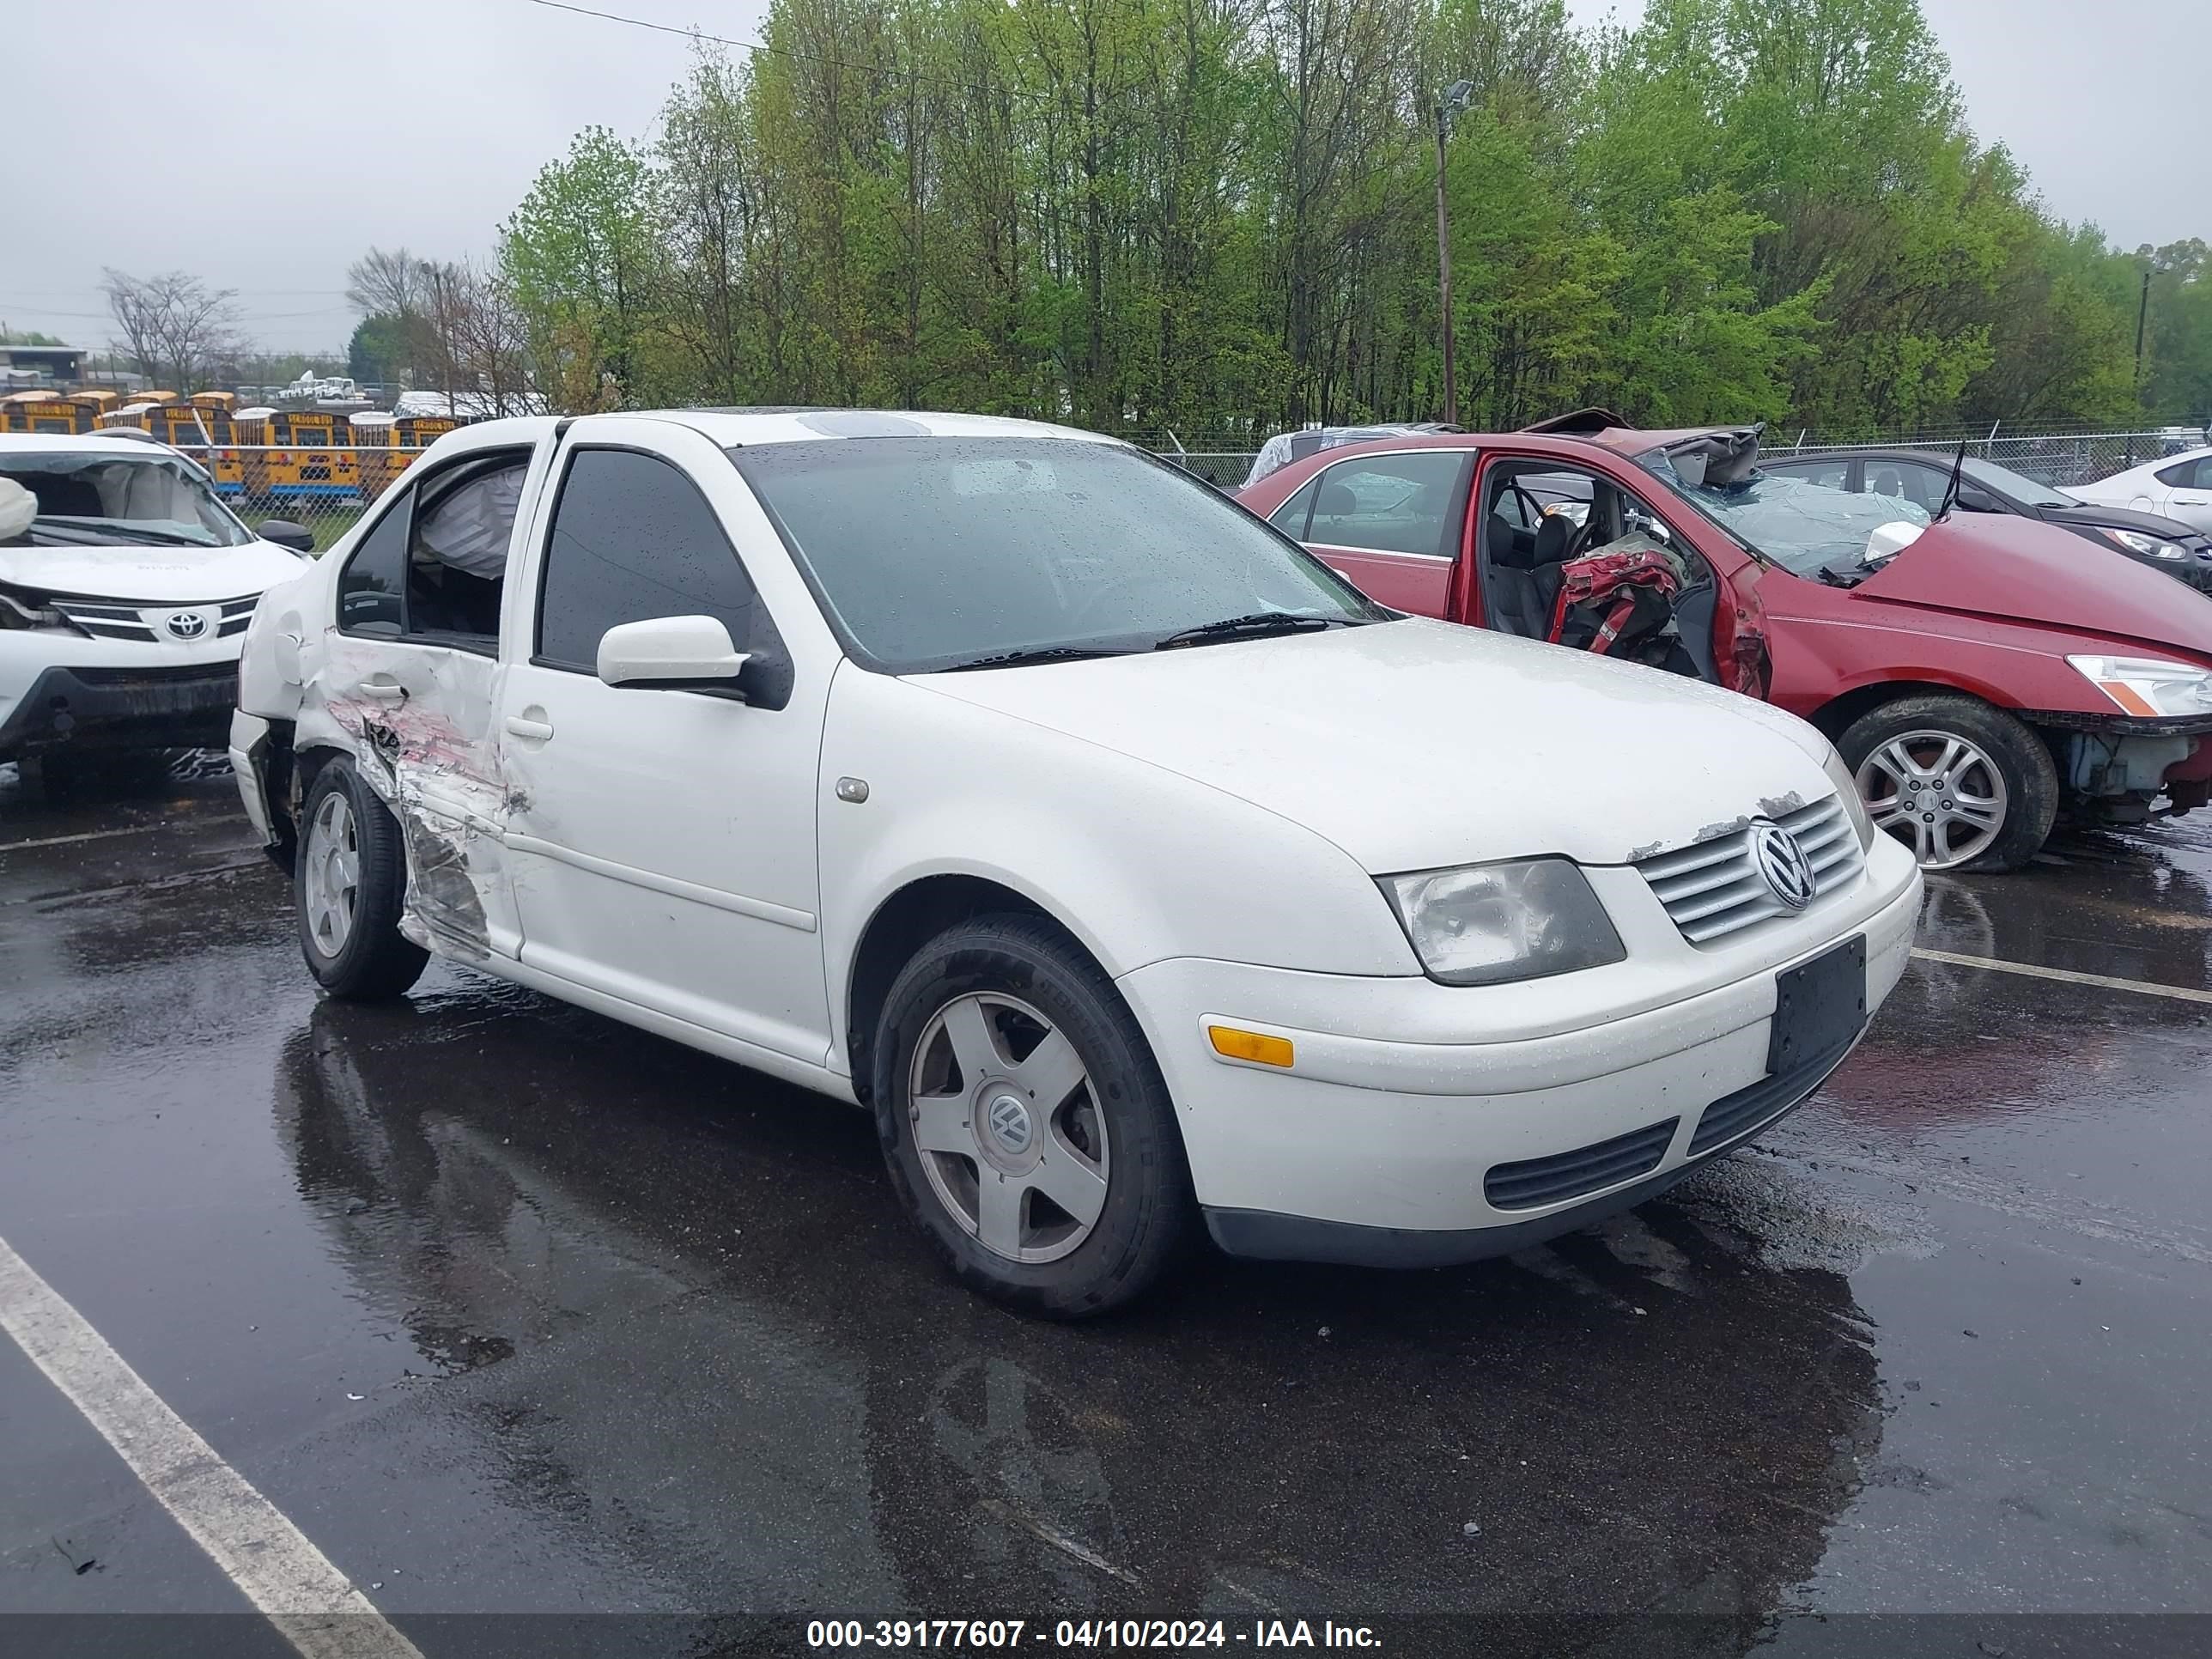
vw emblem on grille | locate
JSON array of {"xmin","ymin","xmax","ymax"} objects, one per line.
[
  {"xmin": 163, "ymin": 610, "xmax": 210, "ymax": 641},
  {"xmin": 1748, "ymin": 819, "xmax": 1816, "ymax": 910},
  {"xmin": 986, "ymin": 1093, "xmax": 1033, "ymax": 1155}
]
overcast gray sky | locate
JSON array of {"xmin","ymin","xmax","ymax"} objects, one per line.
[{"xmin": 4, "ymin": 0, "xmax": 2205, "ymax": 355}]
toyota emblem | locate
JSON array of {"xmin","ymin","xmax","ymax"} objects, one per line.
[
  {"xmin": 163, "ymin": 610, "xmax": 210, "ymax": 641},
  {"xmin": 1748, "ymin": 819, "xmax": 1816, "ymax": 910}
]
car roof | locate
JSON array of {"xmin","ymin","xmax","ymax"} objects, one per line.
[
  {"xmin": 617, "ymin": 409, "xmax": 1115, "ymax": 447},
  {"xmin": 2094, "ymin": 446, "xmax": 2211, "ymax": 483}
]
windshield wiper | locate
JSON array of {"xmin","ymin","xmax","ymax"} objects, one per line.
[
  {"xmin": 1152, "ymin": 612, "xmax": 1351, "ymax": 650},
  {"xmin": 33, "ymin": 519, "xmax": 218, "ymax": 549},
  {"xmin": 939, "ymin": 645, "xmax": 1137, "ymax": 672}
]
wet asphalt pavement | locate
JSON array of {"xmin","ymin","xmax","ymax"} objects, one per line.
[{"xmin": 1, "ymin": 761, "xmax": 2208, "ymax": 1658}]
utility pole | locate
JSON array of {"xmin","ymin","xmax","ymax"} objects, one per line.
[
  {"xmin": 1434, "ymin": 80, "xmax": 1474, "ymax": 426},
  {"xmin": 2135, "ymin": 266, "xmax": 2152, "ymax": 389}
]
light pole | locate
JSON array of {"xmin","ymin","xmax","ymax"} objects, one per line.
[
  {"xmin": 2135, "ymin": 265, "xmax": 2152, "ymax": 390},
  {"xmin": 1434, "ymin": 79, "xmax": 1474, "ymax": 425}
]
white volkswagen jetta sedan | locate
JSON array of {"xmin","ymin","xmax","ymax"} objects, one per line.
[{"xmin": 231, "ymin": 410, "xmax": 1921, "ymax": 1315}]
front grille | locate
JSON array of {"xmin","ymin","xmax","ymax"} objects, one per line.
[
  {"xmin": 1686, "ymin": 1030, "xmax": 1857, "ymax": 1158},
  {"xmin": 51, "ymin": 592, "xmax": 260, "ymax": 643},
  {"xmin": 1484, "ymin": 1118, "xmax": 1679, "ymax": 1212},
  {"xmin": 1633, "ymin": 794, "xmax": 1863, "ymax": 945}
]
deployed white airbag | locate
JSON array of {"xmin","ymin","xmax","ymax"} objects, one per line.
[{"xmin": 415, "ymin": 465, "xmax": 524, "ymax": 578}]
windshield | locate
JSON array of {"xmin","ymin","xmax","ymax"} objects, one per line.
[
  {"xmin": 1960, "ymin": 456, "xmax": 2072, "ymax": 509},
  {"xmin": 0, "ymin": 449, "xmax": 253, "ymax": 549},
  {"xmin": 732, "ymin": 437, "xmax": 1389, "ymax": 672},
  {"xmin": 1638, "ymin": 451, "xmax": 1929, "ymax": 578}
]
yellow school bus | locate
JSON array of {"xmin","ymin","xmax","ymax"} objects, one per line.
[
  {"xmin": 349, "ymin": 411, "xmax": 402, "ymax": 501},
  {"xmin": 233, "ymin": 407, "xmax": 277, "ymax": 501},
  {"xmin": 96, "ymin": 404, "xmax": 155, "ymax": 430},
  {"xmin": 133, "ymin": 390, "xmax": 180, "ymax": 410},
  {"xmin": 265, "ymin": 408, "xmax": 362, "ymax": 500},
  {"xmin": 0, "ymin": 391, "xmax": 128, "ymax": 433},
  {"xmin": 0, "ymin": 392, "xmax": 64, "ymax": 433},
  {"xmin": 3, "ymin": 394, "xmax": 96, "ymax": 434},
  {"xmin": 169, "ymin": 395, "xmax": 246, "ymax": 495}
]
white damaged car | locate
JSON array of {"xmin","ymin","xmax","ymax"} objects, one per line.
[
  {"xmin": 232, "ymin": 410, "xmax": 1922, "ymax": 1315},
  {"xmin": 1, "ymin": 434, "xmax": 314, "ymax": 777}
]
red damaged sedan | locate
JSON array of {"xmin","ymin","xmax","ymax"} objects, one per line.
[{"xmin": 1237, "ymin": 415, "xmax": 2212, "ymax": 872}]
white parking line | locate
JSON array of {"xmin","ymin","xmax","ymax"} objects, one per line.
[
  {"xmin": 0, "ymin": 1232, "xmax": 422, "ymax": 1659},
  {"xmin": 0, "ymin": 824, "xmax": 167, "ymax": 854},
  {"xmin": 1911, "ymin": 946, "xmax": 2212, "ymax": 1006}
]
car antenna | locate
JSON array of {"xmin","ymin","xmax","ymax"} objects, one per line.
[{"xmin": 1933, "ymin": 439, "xmax": 1968, "ymax": 520}]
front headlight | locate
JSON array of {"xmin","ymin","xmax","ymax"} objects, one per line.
[
  {"xmin": 2065, "ymin": 654, "xmax": 2212, "ymax": 718},
  {"xmin": 0, "ymin": 582, "xmax": 70, "ymax": 632},
  {"xmin": 1379, "ymin": 858, "xmax": 1625, "ymax": 986},
  {"xmin": 2101, "ymin": 527, "xmax": 2189, "ymax": 562},
  {"xmin": 1821, "ymin": 744, "xmax": 1877, "ymax": 851}
]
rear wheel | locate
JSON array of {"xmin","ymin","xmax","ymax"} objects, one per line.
[
  {"xmin": 872, "ymin": 915, "xmax": 1194, "ymax": 1317},
  {"xmin": 297, "ymin": 757, "xmax": 428, "ymax": 999},
  {"xmin": 1839, "ymin": 695, "xmax": 2057, "ymax": 872}
]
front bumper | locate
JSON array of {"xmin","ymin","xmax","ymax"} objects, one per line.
[
  {"xmin": 1117, "ymin": 847, "xmax": 1921, "ymax": 1267},
  {"xmin": 0, "ymin": 660, "xmax": 240, "ymax": 760}
]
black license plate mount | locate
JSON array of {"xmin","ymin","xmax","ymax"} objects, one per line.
[{"xmin": 1769, "ymin": 934, "xmax": 1868, "ymax": 1074}]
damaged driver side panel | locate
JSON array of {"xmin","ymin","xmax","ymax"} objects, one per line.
[{"xmin": 307, "ymin": 635, "xmax": 520, "ymax": 962}]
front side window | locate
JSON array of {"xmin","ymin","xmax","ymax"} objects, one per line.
[
  {"xmin": 731, "ymin": 437, "xmax": 1387, "ymax": 674},
  {"xmin": 0, "ymin": 449, "xmax": 252, "ymax": 549},
  {"xmin": 337, "ymin": 498, "xmax": 408, "ymax": 637},
  {"xmin": 404, "ymin": 457, "xmax": 525, "ymax": 647},
  {"xmin": 1304, "ymin": 452, "xmax": 1470, "ymax": 556},
  {"xmin": 336, "ymin": 448, "xmax": 529, "ymax": 646},
  {"xmin": 537, "ymin": 447, "xmax": 776, "ymax": 679},
  {"xmin": 1863, "ymin": 461, "xmax": 1945, "ymax": 513}
]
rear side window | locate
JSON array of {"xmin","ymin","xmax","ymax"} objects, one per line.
[
  {"xmin": 1304, "ymin": 452, "xmax": 1471, "ymax": 556},
  {"xmin": 1267, "ymin": 476, "xmax": 1320, "ymax": 538},
  {"xmin": 536, "ymin": 447, "xmax": 785, "ymax": 697},
  {"xmin": 337, "ymin": 501, "xmax": 407, "ymax": 636},
  {"xmin": 2156, "ymin": 457, "xmax": 2212, "ymax": 489}
]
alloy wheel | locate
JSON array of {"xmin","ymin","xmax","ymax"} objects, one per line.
[
  {"xmin": 301, "ymin": 789, "xmax": 361, "ymax": 957},
  {"xmin": 908, "ymin": 992, "xmax": 1110, "ymax": 1264},
  {"xmin": 1856, "ymin": 729, "xmax": 2008, "ymax": 870}
]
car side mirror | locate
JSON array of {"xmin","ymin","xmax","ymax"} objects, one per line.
[
  {"xmin": 258, "ymin": 518, "xmax": 315, "ymax": 553},
  {"xmin": 595, "ymin": 615, "xmax": 750, "ymax": 693}
]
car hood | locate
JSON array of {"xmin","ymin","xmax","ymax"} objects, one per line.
[
  {"xmin": 0, "ymin": 539, "xmax": 307, "ymax": 601},
  {"xmin": 908, "ymin": 618, "xmax": 1837, "ymax": 871},
  {"xmin": 1853, "ymin": 511, "xmax": 2212, "ymax": 651}
]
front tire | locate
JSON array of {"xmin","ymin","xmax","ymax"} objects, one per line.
[
  {"xmin": 872, "ymin": 915, "xmax": 1194, "ymax": 1317},
  {"xmin": 296, "ymin": 757, "xmax": 428, "ymax": 1000},
  {"xmin": 1839, "ymin": 694, "xmax": 2058, "ymax": 872}
]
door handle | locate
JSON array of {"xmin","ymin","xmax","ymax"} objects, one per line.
[
  {"xmin": 360, "ymin": 679, "xmax": 405, "ymax": 702},
  {"xmin": 503, "ymin": 714, "xmax": 554, "ymax": 741}
]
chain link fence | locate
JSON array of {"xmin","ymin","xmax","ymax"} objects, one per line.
[
  {"xmin": 161, "ymin": 422, "xmax": 2210, "ymax": 554},
  {"xmin": 1771, "ymin": 425, "xmax": 2209, "ymax": 490}
]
